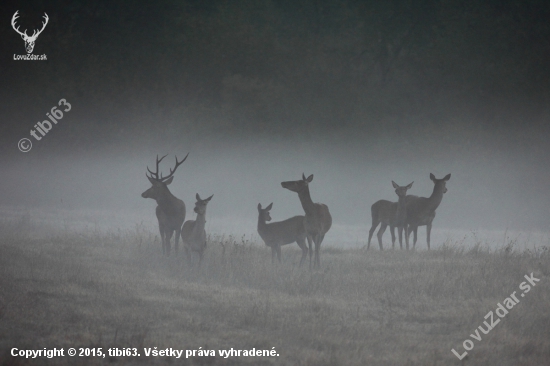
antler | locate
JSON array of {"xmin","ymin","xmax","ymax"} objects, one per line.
[
  {"xmin": 30, "ymin": 13, "xmax": 49, "ymax": 40},
  {"xmin": 11, "ymin": 11, "xmax": 27, "ymax": 38},
  {"xmin": 146, "ymin": 154, "xmax": 168, "ymax": 181},
  {"xmin": 11, "ymin": 11, "xmax": 48, "ymax": 40},
  {"xmin": 159, "ymin": 153, "xmax": 188, "ymax": 182},
  {"xmin": 146, "ymin": 153, "xmax": 188, "ymax": 182}
]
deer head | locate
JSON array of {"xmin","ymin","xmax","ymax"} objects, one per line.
[
  {"xmin": 12, "ymin": 11, "xmax": 49, "ymax": 54},
  {"xmin": 281, "ymin": 173, "xmax": 313, "ymax": 192},
  {"xmin": 194, "ymin": 193, "xmax": 213, "ymax": 215},
  {"xmin": 141, "ymin": 154, "xmax": 188, "ymax": 201},
  {"xmin": 430, "ymin": 173, "xmax": 451, "ymax": 194},
  {"xmin": 392, "ymin": 181, "xmax": 414, "ymax": 198},
  {"xmin": 257, "ymin": 203, "xmax": 273, "ymax": 222}
]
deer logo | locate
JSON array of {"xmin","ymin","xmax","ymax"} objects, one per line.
[{"xmin": 12, "ymin": 11, "xmax": 49, "ymax": 54}]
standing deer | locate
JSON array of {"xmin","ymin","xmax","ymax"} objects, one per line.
[
  {"xmin": 405, "ymin": 173, "xmax": 451, "ymax": 250},
  {"xmin": 257, "ymin": 203, "xmax": 308, "ymax": 265},
  {"xmin": 281, "ymin": 174, "xmax": 332, "ymax": 269},
  {"xmin": 141, "ymin": 154, "xmax": 188, "ymax": 256},
  {"xmin": 367, "ymin": 181, "xmax": 414, "ymax": 250},
  {"xmin": 181, "ymin": 193, "xmax": 213, "ymax": 267}
]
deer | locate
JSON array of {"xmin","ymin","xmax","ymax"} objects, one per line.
[
  {"xmin": 257, "ymin": 203, "xmax": 308, "ymax": 266},
  {"xmin": 141, "ymin": 154, "xmax": 188, "ymax": 256},
  {"xmin": 181, "ymin": 193, "xmax": 213, "ymax": 267},
  {"xmin": 281, "ymin": 174, "xmax": 332, "ymax": 269},
  {"xmin": 404, "ymin": 173, "xmax": 451, "ymax": 250},
  {"xmin": 367, "ymin": 181, "xmax": 414, "ymax": 250},
  {"xmin": 11, "ymin": 11, "xmax": 49, "ymax": 54}
]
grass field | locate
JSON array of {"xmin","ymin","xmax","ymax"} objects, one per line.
[{"xmin": 1, "ymin": 216, "xmax": 549, "ymax": 365}]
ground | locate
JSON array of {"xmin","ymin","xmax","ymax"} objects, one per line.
[{"xmin": 0, "ymin": 217, "xmax": 549, "ymax": 365}]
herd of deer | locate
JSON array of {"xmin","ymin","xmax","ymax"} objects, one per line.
[{"xmin": 141, "ymin": 154, "xmax": 451, "ymax": 269}]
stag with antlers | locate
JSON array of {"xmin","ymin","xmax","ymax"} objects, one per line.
[
  {"xmin": 142, "ymin": 154, "xmax": 188, "ymax": 256},
  {"xmin": 12, "ymin": 11, "xmax": 49, "ymax": 54}
]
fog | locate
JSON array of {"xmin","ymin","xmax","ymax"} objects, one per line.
[
  {"xmin": 2, "ymin": 126, "xmax": 549, "ymax": 249},
  {"xmin": 2, "ymin": 0, "xmax": 549, "ymax": 247}
]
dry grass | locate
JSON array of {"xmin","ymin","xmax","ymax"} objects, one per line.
[{"xmin": 0, "ymin": 218, "xmax": 549, "ymax": 365}]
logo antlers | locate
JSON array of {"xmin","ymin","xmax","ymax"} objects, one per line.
[{"xmin": 12, "ymin": 10, "xmax": 49, "ymax": 54}]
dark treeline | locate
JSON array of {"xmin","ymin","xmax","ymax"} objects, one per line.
[
  {"xmin": 1, "ymin": 0, "xmax": 550, "ymax": 230},
  {"xmin": 2, "ymin": 0, "xmax": 549, "ymax": 155}
]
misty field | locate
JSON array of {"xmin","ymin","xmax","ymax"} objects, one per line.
[{"xmin": 1, "ymin": 216, "xmax": 549, "ymax": 366}]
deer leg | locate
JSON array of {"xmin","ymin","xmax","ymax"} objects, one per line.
[
  {"xmin": 390, "ymin": 225, "xmax": 396, "ymax": 249},
  {"xmin": 307, "ymin": 235, "xmax": 313, "ymax": 270},
  {"xmin": 186, "ymin": 245, "xmax": 193, "ymax": 266},
  {"xmin": 405, "ymin": 225, "xmax": 411, "ymax": 250},
  {"xmin": 198, "ymin": 249, "xmax": 204, "ymax": 269},
  {"xmin": 184, "ymin": 244, "xmax": 190, "ymax": 262},
  {"xmin": 314, "ymin": 236, "xmax": 320, "ymax": 269},
  {"xmin": 377, "ymin": 223, "xmax": 387, "ymax": 251},
  {"xmin": 426, "ymin": 223, "xmax": 432, "ymax": 250},
  {"xmin": 174, "ymin": 227, "xmax": 182, "ymax": 256},
  {"xmin": 276, "ymin": 244, "xmax": 282, "ymax": 263},
  {"xmin": 166, "ymin": 230, "xmax": 174, "ymax": 256},
  {"xmin": 297, "ymin": 237, "xmax": 307, "ymax": 267},
  {"xmin": 271, "ymin": 246, "xmax": 276, "ymax": 264},
  {"xmin": 158, "ymin": 224, "xmax": 165, "ymax": 255},
  {"xmin": 162, "ymin": 231, "xmax": 168, "ymax": 255},
  {"xmin": 398, "ymin": 226, "xmax": 403, "ymax": 249},
  {"xmin": 413, "ymin": 227, "xmax": 418, "ymax": 249},
  {"xmin": 314, "ymin": 234, "xmax": 324, "ymax": 269},
  {"xmin": 367, "ymin": 221, "xmax": 379, "ymax": 250}
]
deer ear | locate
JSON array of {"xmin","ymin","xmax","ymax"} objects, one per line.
[
  {"xmin": 257, "ymin": 203, "xmax": 262, "ymax": 211},
  {"xmin": 206, "ymin": 194, "xmax": 214, "ymax": 202},
  {"xmin": 443, "ymin": 173, "xmax": 451, "ymax": 181},
  {"xmin": 429, "ymin": 173, "xmax": 436, "ymax": 181},
  {"xmin": 392, "ymin": 181, "xmax": 398, "ymax": 189},
  {"xmin": 302, "ymin": 173, "xmax": 306, "ymax": 180},
  {"xmin": 306, "ymin": 174, "xmax": 313, "ymax": 183},
  {"xmin": 147, "ymin": 176, "xmax": 157, "ymax": 185},
  {"xmin": 407, "ymin": 181, "xmax": 414, "ymax": 189},
  {"xmin": 196, "ymin": 193, "xmax": 201, "ymax": 201},
  {"xmin": 164, "ymin": 176, "xmax": 174, "ymax": 185},
  {"xmin": 266, "ymin": 202, "xmax": 273, "ymax": 210}
]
